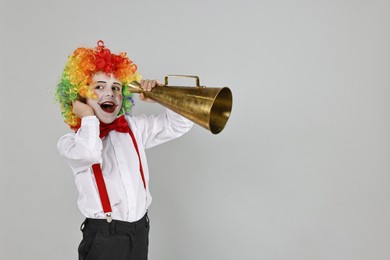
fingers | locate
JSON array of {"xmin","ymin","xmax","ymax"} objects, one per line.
[
  {"xmin": 155, "ymin": 80, "xmax": 163, "ymax": 86},
  {"xmin": 140, "ymin": 80, "xmax": 153, "ymax": 92},
  {"xmin": 72, "ymin": 100, "xmax": 94, "ymax": 118},
  {"xmin": 140, "ymin": 79, "xmax": 160, "ymax": 92},
  {"xmin": 139, "ymin": 79, "xmax": 161, "ymax": 103}
]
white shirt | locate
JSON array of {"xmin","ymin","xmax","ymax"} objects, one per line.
[{"xmin": 57, "ymin": 109, "xmax": 193, "ymax": 222}]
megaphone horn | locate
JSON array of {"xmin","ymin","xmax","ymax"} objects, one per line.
[{"xmin": 128, "ymin": 75, "xmax": 233, "ymax": 134}]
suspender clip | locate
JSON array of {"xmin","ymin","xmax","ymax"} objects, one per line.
[{"xmin": 106, "ymin": 213, "xmax": 112, "ymax": 223}]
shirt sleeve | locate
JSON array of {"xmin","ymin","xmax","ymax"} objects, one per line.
[
  {"xmin": 130, "ymin": 109, "xmax": 193, "ymax": 149},
  {"xmin": 57, "ymin": 116, "xmax": 103, "ymax": 173}
]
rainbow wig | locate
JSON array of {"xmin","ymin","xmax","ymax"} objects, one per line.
[{"xmin": 56, "ymin": 40, "xmax": 141, "ymax": 130}]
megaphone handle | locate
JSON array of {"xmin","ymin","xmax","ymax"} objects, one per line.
[{"xmin": 164, "ymin": 75, "xmax": 201, "ymax": 87}]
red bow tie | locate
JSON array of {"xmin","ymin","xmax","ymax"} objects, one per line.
[{"xmin": 99, "ymin": 115, "xmax": 130, "ymax": 138}]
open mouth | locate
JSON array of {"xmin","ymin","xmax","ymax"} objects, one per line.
[{"xmin": 99, "ymin": 101, "xmax": 117, "ymax": 113}]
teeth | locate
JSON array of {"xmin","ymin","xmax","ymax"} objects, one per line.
[{"xmin": 101, "ymin": 102, "xmax": 115, "ymax": 106}]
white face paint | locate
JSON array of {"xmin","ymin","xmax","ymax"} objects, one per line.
[{"xmin": 86, "ymin": 72, "xmax": 123, "ymax": 124}]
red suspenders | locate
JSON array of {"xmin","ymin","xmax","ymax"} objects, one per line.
[{"xmin": 91, "ymin": 126, "xmax": 146, "ymax": 223}]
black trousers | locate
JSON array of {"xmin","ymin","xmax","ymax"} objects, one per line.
[{"xmin": 78, "ymin": 214, "xmax": 150, "ymax": 260}]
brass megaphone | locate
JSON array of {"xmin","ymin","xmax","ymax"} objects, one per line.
[{"xmin": 128, "ymin": 75, "xmax": 233, "ymax": 134}]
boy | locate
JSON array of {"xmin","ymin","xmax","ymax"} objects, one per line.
[{"xmin": 56, "ymin": 40, "xmax": 193, "ymax": 260}]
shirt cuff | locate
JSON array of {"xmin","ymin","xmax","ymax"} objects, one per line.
[{"xmin": 81, "ymin": 116, "xmax": 99, "ymax": 127}]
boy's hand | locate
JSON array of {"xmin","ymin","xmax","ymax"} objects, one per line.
[
  {"xmin": 139, "ymin": 79, "xmax": 162, "ymax": 103},
  {"xmin": 72, "ymin": 100, "xmax": 95, "ymax": 118}
]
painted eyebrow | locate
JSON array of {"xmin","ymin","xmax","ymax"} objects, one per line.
[{"xmin": 94, "ymin": 81, "xmax": 121, "ymax": 86}]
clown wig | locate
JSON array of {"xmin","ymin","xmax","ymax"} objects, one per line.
[{"xmin": 56, "ymin": 40, "xmax": 141, "ymax": 130}]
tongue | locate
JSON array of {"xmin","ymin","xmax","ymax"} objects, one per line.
[{"xmin": 101, "ymin": 104, "xmax": 116, "ymax": 113}]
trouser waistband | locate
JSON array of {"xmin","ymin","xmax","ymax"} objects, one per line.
[{"xmin": 80, "ymin": 213, "xmax": 149, "ymax": 234}]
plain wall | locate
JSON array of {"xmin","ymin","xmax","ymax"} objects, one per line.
[{"xmin": 1, "ymin": 0, "xmax": 390, "ymax": 259}]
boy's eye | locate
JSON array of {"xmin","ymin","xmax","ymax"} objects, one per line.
[
  {"xmin": 95, "ymin": 85, "xmax": 104, "ymax": 90},
  {"xmin": 112, "ymin": 86, "xmax": 121, "ymax": 91}
]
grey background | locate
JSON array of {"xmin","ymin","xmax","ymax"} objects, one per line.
[{"xmin": 1, "ymin": 0, "xmax": 390, "ymax": 259}]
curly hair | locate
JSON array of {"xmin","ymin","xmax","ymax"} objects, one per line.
[{"xmin": 56, "ymin": 40, "xmax": 142, "ymax": 130}]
